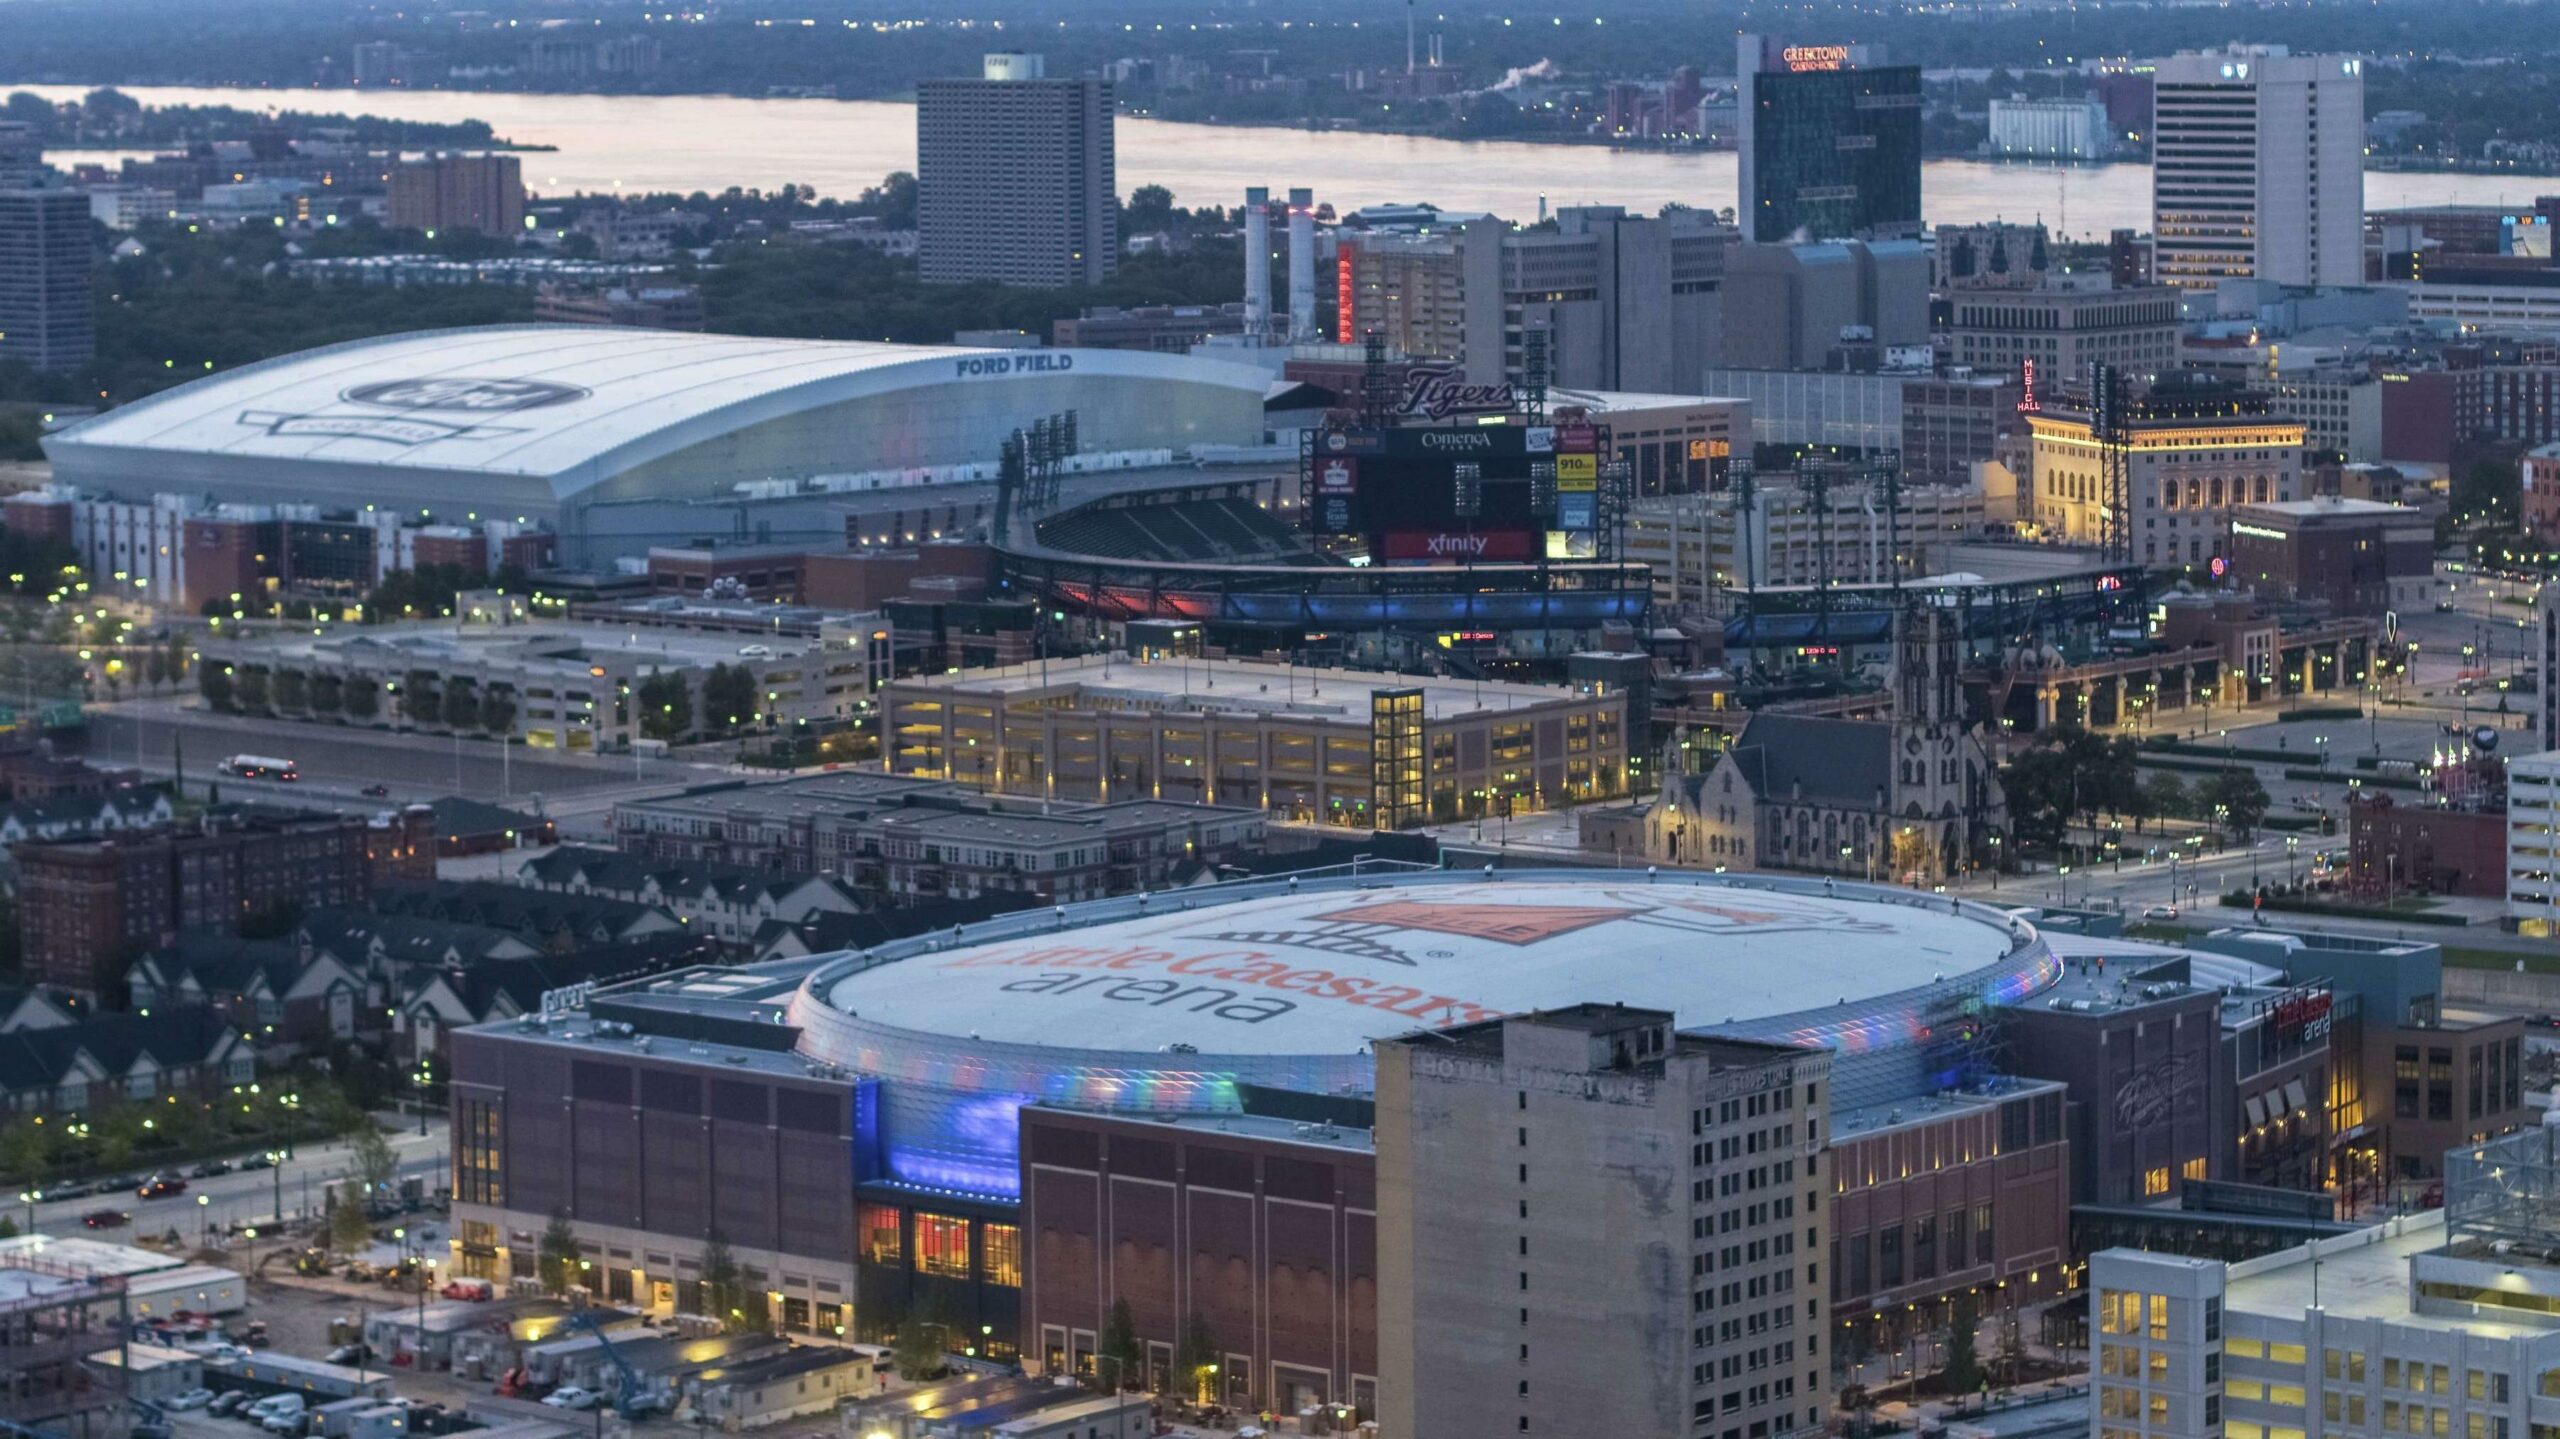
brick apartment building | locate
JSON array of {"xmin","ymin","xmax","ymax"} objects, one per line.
[{"xmin": 17, "ymin": 805, "xmax": 436, "ymax": 993}]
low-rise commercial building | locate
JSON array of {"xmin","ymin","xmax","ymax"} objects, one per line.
[
  {"xmin": 2226, "ymin": 496, "xmax": 2436, "ymax": 614},
  {"xmin": 880, "ymin": 654, "xmax": 1628, "ymax": 828},
  {"xmin": 608, "ymin": 772, "xmax": 1265, "ymax": 903}
]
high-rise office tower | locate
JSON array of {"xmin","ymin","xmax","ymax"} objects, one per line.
[
  {"xmin": 916, "ymin": 53, "xmax": 1116, "ymax": 288},
  {"xmin": 387, "ymin": 154, "xmax": 526, "ymax": 235},
  {"xmin": 1376, "ymin": 1005, "xmax": 1830, "ymax": 1439},
  {"xmin": 2150, "ymin": 46, "xmax": 2365, "ymax": 290},
  {"xmin": 0, "ymin": 118, "xmax": 94, "ymax": 375},
  {"xmin": 0, "ymin": 122, "xmax": 41, "ymax": 189},
  {"xmin": 1735, "ymin": 35, "xmax": 1922, "ymax": 244}
]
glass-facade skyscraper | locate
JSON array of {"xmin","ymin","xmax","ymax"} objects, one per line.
[{"xmin": 1735, "ymin": 35, "xmax": 1923, "ymax": 244}]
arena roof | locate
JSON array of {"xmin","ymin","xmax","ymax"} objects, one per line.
[
  {"xmin": 43, "ymin": 327, "xmax": 1273, "ymax": 524},
  {"xmin": 803, "ymin": 877, "xmax": 2039, "ymax": 1060},
  {"xmin": 51, "ymin": 327, "xmax": 1003, "ymax": 480}
]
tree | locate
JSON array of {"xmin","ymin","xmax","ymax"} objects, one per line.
[
  {"xmin": 310, "ymin": 672, "xmax": 342, "ymax": 716},
  {"xmin": 1097, "ymin": 1296, "xmax": 1143, "ymax": 1393},
  {"xmin": 399, "ymin": 670, "xmax": 440, "ymax": 726},
  {"xmin": 164, "ymin": 633, "xmax": 189, "ymax": 687},
  {"xmin": 0, "ymin": 1122, "xmax": 52, "ymax": 1186},
  {"xmin": 1942, "ymin": 1291, "xmax": 1983, "ymax": 1399},
  {"xmin": 188, "ymin": 659, "xmax": 229, "ymax": 710},
  {"xmin": 638, "ymin": 671, "xmax": 690, "ymax": 741},
  {"xmin": 327, "ymin": 1188, "xmax": 371, "ymax": 1254},
  {"xmin": 343, "ymin": 677, "xmax": 378, "ymax": 723},
  {"xmin": 2139, "ymin": 772, "xmax": 2189, "ymax": 830},
  {"xmin": 144, "ymin": 649, "xmax": 169, "ymax": 695},
  {"xmin": 1172, "ymin": 1311, "xmax": 1221, "ymax": 1403},
  {"xmin": 537, "ymin": 1209, "xmax": 579, "ymax": 1295},
  {"xmin": 273, "ymin": 668, "xmax": 308, "ymax": 713},
  {"xmin": 232, "ymin": 666, "xmax": 267, "ymax": 712},
  {"xmin": 701, "ymin": 663, "xmax": 758, "ymax": 735},
  {"xmin": 2200, "ymin": 767, "xmax": 2271, "ymax": 839},
  {"xmin": 1123, "ymin": 183, "xmax": 1175, "ymax": 237},
  {"xmin": 699, "ymin": 1230, "xmax": 764, "ymax": 1333},
  {"xmin": 348, "ymin": 1120, "xmax": 398, "ymax": 1198},
  {"xmin": 891, "ymin": 1292, "xmax": 955, "ymax": 1382},
  {"xmin": 441, "ymin": 681, "xmax": 479, "ymax": 732},
  {"xmin": 479, "ymin": 685, "xmax": 517, "ymax": 737}
]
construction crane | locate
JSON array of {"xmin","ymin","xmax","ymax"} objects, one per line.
[{"xmin": 560, "ymin": 1309, "xmax": 665, "ymax": 1418}]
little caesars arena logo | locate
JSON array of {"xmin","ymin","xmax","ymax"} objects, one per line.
[{"xmin": 236, "ymin": 377, "xmax": 590, "ymax": 447}]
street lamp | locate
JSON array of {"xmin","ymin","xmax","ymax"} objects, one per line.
[
  {"xmin": 195, "ymin": 1192, "xmax": 210, "ymax": 1249},
  {"xmin": 16, "ymin": 1189, "xmax": 39, "ymax": 1234}
]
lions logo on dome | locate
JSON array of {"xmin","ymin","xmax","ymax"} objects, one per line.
[{"xmin": 341, "ymin": 377, "xmax": 590, "ymax": 412}]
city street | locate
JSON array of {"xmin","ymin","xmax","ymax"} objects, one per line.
[
  {"xmin": 13, "ymin": 1119, "xmax": 447, "ymax": 1243},
  {"xmin": 81, "ymin": 698, "xmax": 743, "ymax": 840}
]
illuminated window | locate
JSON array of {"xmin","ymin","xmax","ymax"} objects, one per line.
[
  {"xmin": 858, "ymin": 1204, "xmax": 902, "ymax": 1266},
  {"xmin": 2144, "ymin": 1166, "xmax": 2171, "ymax": 1197},
  {"xmin": 915, "ymin": 1213, "xmax": 971, "ymax": 1279},
  {"xmin": 983, "ymin": 1223, "xmax": 1023, "ymax": 1288},
  {"xmin": 2182, "ymin": 1158, "xmax": 2207, "ymax": 1183}
]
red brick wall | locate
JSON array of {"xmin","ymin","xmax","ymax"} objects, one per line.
[{"xmin": 1021, "ymin": 1108, "xmax": 1377, "ymax": 1410}]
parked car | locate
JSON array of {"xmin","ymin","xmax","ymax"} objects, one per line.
[
  {"xmin": 246, "ymin": 1394, "xmax": 305, "ymax": 1429},
  {"xmin": 46, "ymin": 1181, "xmax": 95, "ymax": 1200},
  {"xmin": 326, "ymin": 1343, "xmax": 371, "ymax": 1367},
  {"xmin": 208, "ymin": 1392, "xmax": 251, "ymax": 1417},
  {"xmin": 238, "ymin": 1153, "xmax": 276, "ymax": 1171},
  {"xmin": 80, "ymin": 1209, "xmax": 129, "ymax": 1229},
  {"xmin": 189, "ymin": 1159, "xmax": 233, "ymax": 1179},
  {"xmin": 164, "ymin": 1390, "xmax": 217, "ymax": 1412},
  {"xmin": 440, "ymin": 1278, "xmax": 493, "ymax": 1302},
  {"xmin": 540, "ymin": 1388, "xmax": 598, "ymax": 1412},
  {"xmin": 2140, "ymin": 904, "xmax": 2179, "ymax": 920},
  {"xmin": 136, "ymin": 1176, "xmax": 187, "ymax": 1200}
]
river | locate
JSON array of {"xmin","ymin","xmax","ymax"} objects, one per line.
[{"xmin": 20, "ymin": 82, "xmax": 2560, "ymax": 238}]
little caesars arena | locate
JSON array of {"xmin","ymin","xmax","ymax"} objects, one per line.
[
  {"xmin": 788, "ymin": 871, "xmax": 2061, "ymax": 1196},
  {"xmin": 451, "ymin": 869, "xmax": 2071, "ymax": 1408}
]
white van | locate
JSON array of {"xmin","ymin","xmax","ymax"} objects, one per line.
[{"xmin": 248, "ymin": 1394, "xmax": 307, "ymax": 1426}]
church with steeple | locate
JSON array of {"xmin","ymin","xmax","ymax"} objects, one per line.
[{"xmin": 1618, "ymin": 604, "xmax": 2009, "ymax": 883}]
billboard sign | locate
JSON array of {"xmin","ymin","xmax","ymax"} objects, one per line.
[
  {"xmin": 1555, "ymin": 453, "xmax": 1599, "ymax": 492},
  {"xmin": 1379, "ymin": 530, "xmax": 1537, "ymax": 562}
]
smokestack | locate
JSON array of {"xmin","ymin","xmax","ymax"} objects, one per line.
[
  {"xmin": 1406, "ymin": 0, "xmax": 1416, "ymax": 76},
  {"xmin": 1243, "ymin": 187, "xmax": 1272, "ymax": 341},
  {"xmin": 1287, "ymin": 187, "xmax": 1316, "ymax": 343}
]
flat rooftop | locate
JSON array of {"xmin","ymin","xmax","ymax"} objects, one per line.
[
  {"xmin": 2224, "ymin": 1213, "xmax": 2550, "ymax": 1338},
  {"xmin": 890, "ymin": 653, "xmax": 1589, "ymax": 722},
  {"xmin": 212, "ymin": 619, "xmax": 833, "ymax": 674},
  {"xmin": 2239, "ymin": 497, "xmax": 2428, "ymax": 521}
]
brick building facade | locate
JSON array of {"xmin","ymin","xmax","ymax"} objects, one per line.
[
  {"xmin": 1018, "ymin": 1106, "xmax": 1376, "ymax": 1410},
  {"xmin": 16, "ymin": 806, "xmax": 434, "ymax": 992}
]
